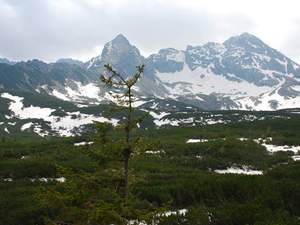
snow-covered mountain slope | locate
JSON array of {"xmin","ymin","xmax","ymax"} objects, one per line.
[
  {"xmin": 1, "ymin": 33, "xmax": 300, "ymax": 110},
  {"xmin": 143, "ymin": 33, "xmax": 300, "ymax": 110},
  {"xmin": 0, "ymin": 91, "xmax": 120, "ymax": 137},
  {"xmin": 1, "ymin": 90, "xmax": 296, "ymax": 137}
]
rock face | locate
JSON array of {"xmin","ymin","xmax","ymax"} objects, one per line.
[
  {"xmin": 86, "ymin": 34, "xmax": 144, "ymax": 76},
  {"xmin": 1, "ymin": 33, "xmax": 300, "ymax": 110},
  {"xmin": 0, "ymin": 58, "xmax": 13, "ymax": 65}
]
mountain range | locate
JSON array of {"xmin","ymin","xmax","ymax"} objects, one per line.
[
  {"xmin": 1, "ymin": 32, "xmax": 300, "ymax": 111},
  {"xmin": 1, "ymin": 32, "xmax": 300, "ymax": 136}
]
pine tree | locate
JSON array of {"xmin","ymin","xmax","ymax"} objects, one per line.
[{"xmin": 100, "ymin": 64, "xmax": 145, "ymax": 200}]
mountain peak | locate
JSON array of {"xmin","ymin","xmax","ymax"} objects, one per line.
[
  {"xmin": 233, "ymin": 32, "xmax": 259, "ymax": 39},
  {"xmin": 223, "ymin": 32, "xmax": 270, "ymax": 52},
  {"xmin": 100, "ymin": 33, "xmax": 141, "ymax": 59},
  {"xmin": 111, "ymin": 34, "xmax": 130, "ymax": 44},
  {"xmin": 56, "ymin": 58, "xmax": 83, "ymax": 66},
  {"xmin": 101, "ymin": 34, "xmax": 134, "ymax": 57},
  {"xmin": 239, "ymin": 32, "xmax": 255, "ymax": 38},
  {"xmin": 86, "ymin": 33, "xmax": 143, "ymax": 75},
  {"xmin": 0, "ymin": 58, "xmax": 14, "ymax": 65}
]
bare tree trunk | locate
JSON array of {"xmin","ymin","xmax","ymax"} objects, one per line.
[
  {"xmin": 123, "ymin": 87, "xmax": 132, "ymax": 200},
  {"xmin": 124, "ymin": 153, "xmax": 130, "ymax": 200}
]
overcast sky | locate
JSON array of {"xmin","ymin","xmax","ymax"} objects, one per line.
[{"xmin": 1, "ymin": 0, "xmax": 300, "ymax": 63}]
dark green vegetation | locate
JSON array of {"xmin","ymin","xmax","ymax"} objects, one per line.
[
  {"xmin": 100, "ymin": 63, "xmax": 145, "ymax": 200},
  {"xmin": 1, "ymin": 114, "xmax": 300, "ymax": 225}
]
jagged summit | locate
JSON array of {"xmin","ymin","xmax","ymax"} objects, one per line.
[
  {"xmin": 110, "ymin": 33, "xmax": 130, "ymax": 44},
  {"xmin": 223, "ymin": 32, "xmax": 268, "ymax": 49},
  {"xmin": 0, "ymin": 58, "xmax": 11, "ymax": 64},
  {"xmin": 0, "ymin": 58, "xmax": 15, "ymax": 65},
  {"xmin": 225, "ymin": 32, "xmax": 259, "ymax": 41},
  {"xmin": 86, "ymin": 34, "xmax": 143, "ymax": 75},
  {"xmin": 101, "ymin": 33, "xmax": 139, "ymax": 58},
  {"xmin": 239, "ymin": 32, "xmax": 258, "ymax": 38}
]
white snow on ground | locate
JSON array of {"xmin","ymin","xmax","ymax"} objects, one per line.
[
  {"xmin": 50, "ymin": 82, "xmax": 101, "ymax": 102},
  {"xmin": 214, "ymin": 166, "xmax": 263, "ymax": 175},
  {"xmin": 74, "ymin": 141, "xmax": 94, "ymax": 146},
  {"xmin": 33, "ymin": 124, "xmax": 49, "ymax": 137},
  {"xmin": 159, "ymin": 209, "xmax": 188, "ymax": 217},
  {"xmin": 21, "ymin": 122, "xmax": 34, "ymax": 131},
  {"xmin": 53, "ymin": 81, "xmax": 148, "ymax": 107},
  {"xmin": 75, "ymin": 82, "xmax": 100, "ymax": 99},
  {"xmin": 147, "ymin": 112, "xmax": 229, "ymax": 127},
  {"xmin": 52, "ymin": 90, "xmax": 70, "ymax": 101},
  {"xmin": 65, "ymin": 82, "xmax": 100, "ymax": 100},
  {"xmin": 186, "ymin": 139, "xmax": 209, "ymax": 143},
  {"xmin": 146, "ymin": 111, "xmax": 173, "ymax": 126},
  {"xmin": 206, "ymin": 118, "xmax": 226, "ymax": 125},
  {"xmin": 236, "ymin": 87, "xmax": 300, "ymax": 111},
  {"xmin": 150, "ymin": 102, "xmax": 159, "ymax": 109},
  {"xmin": 152, "ymin": 117, "xmax": 195, "ymax": 127},
  {"xmin": 149, "ymin": 111, "xmax": 170, "ymax": 120},
  {"xmin": 30, "ymin": 177, "xmax": 66, "ymax": 183},
  {"xmin": 132, "ymin": 100, "xmax": 148, "ymax": 107},
  {"xmin": 128, "ymin": 209, "xmax": 188, "ymax": 225},
  {"xmin": 292, "ymin": 155, "xmax": 300, "ymax": 161},
  {"xmin": 254, "ymin": 137, "xmax": 300, "ymax": 154},
  {"xmin": 3, "ymin": 178, "xmax": 13, "ymax": 182},
  {"xmin": 154, "ymin": 118, "xmax": 180, "ymax": 127},
  {"xmin": 4, "ymin": 127, "xmax": 9, "ymax": 133},
  {"xmin": 261, "ymin": 144, "xmax": 300, "ymax": 154},
  {"xmin": 50, "ymin": 112, "xmax": 119, "ymax": 137},
  {"xmin": 3, "ymin": 177, "xmax": 66, "ymax": 183},
  {"xmin": 76, "ymin": 104, "xmax": 89, "ymax": 108},
  {"xmin": 238, "ymin": 137, "xmax": 249, "ymax": 141},
  {"xmin": 155, "ymin": 63, "xmax": 271, "ymax": 98},
  {"xmin": 104, "ymin": 92, "xmax": 119, "ymax": 104},
  {"xmin": 103, "ymin": 91, "xmax": 147, "ymax": 107},
  {"xmin": 145, "ymin": 150, "xmax": 165, "ymax": 154},
  {"xmin": 1, "ymin": 93, "xmax": 55, "ymax": 119},
  {"xmin": 1, "ymin": 93, "xmax": 119, "ymax": 137},
  {"xmin": 253, "ymin": 137, "xmax": 273, "ymax": 144},
  {"xmin": 128, "ymin": 220, "xmax": 147, "ymax": 225},
  {"xmin": 146, "ymin": 110, "xmax": 199, "ymax": 127},
  {"xmin": 291, "ymin": 85, "xmax": 300, "ymax": 92},
  {"xmin": 153, "ymin": 57, "xmax": 300, "ymax": 111}
]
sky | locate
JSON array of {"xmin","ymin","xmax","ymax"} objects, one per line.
[{"xmin": 0, "ymin": 0, "xmax": 300, "ymax": 63}]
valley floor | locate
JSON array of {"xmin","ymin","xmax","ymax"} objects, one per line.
[{"xmin": 1, "ymin": 115, "xmax": 300, "ymax": 225}]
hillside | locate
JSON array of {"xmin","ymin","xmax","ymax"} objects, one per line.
[{"xmin": 1, "ymin": 33, "xmax": 300, "ymax": 112}]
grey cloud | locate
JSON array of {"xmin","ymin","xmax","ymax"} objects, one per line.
[
  {"xmin": 0, "ymin": 0, "xmax": 292, "ymax": 63},
  {"xmin": 281, "ymin": 18, "xmax": 300, "ymax": 64}
]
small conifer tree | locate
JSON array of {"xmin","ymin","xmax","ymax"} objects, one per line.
[{"xmin": 100, "ymin": 64, "xmax": 145, "ymax": 200}]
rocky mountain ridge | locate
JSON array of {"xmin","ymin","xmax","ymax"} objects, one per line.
[{"xmin": 1, "ymin": 33, "xmax": 300, "ymax": 111}]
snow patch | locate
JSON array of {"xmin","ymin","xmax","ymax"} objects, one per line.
[
  {"xmin": 31, "ymin": 177, "xmax": 66, "ymax": 183},
  {"xmin": 1, "ymin": 93, "xmax": 119, "ymax": 137},
  {"xmin": 21, "ymin": 122, "xmax": 34, "ymax": 131},
  {"xmin": 262, "ymin": 144, "xmax": 300, "ymax": 154},
  {"xmin": 74, "ymin": 141, "xmax": 94, "ymax": 146},
  {"xmin": 186, "ymin": 139, "xmax": 209, "ymax": 143},
  {"xmin": 214, "ymin": 166, "xmax": 263, "ymax": 175}
]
